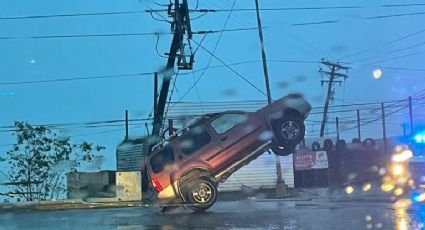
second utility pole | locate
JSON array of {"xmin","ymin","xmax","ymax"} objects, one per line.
[
  {"xmin": 319, "ymin": 60, "xmax": 349, "ymax": 137},
  {"xmin": 254, "ymin": 0, "xmax": 287, "ymax": 197}
]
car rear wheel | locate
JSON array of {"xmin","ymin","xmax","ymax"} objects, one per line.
[
  {"xmin": 182, "ymin": 177, "xmax": 217, "ymax": 212},
  {"xmin": 272, "ymin": 115, "xmax": 305, "ymax": 147},
  {"xmin": 271, "ymin": 141, "xmax": 294, "ymax": 156}
]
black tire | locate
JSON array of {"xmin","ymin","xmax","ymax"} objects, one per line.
[
  {"xmin": 323, "ymin": 139, "xmax": 334, "ymax": 151},
  {"xmin": 352, "ymin": 138, "xmax": 361, "ymax": 144},
  {"xmin": 271, "ymin": 141, "xmax": 294, "ymax": 156},
  {"xmin": 182, "ymin": 177, "xmax": 217, "ymax": 212},
  {"xmin": 363, "ymin": 138, "xmax": 376, "ymax": 149},
  {"xmin": 312, "ymin": 141, "xmax": 321, "ymax": 151},
  {"xmin": 336, "ymin": 140, "xmax": 347, "ymax": 152},
  {"xmin": 271, "ymin": 115, "xmax": 305, "ymax": 147}
]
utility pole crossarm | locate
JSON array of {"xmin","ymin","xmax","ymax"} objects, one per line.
[
  {"xmin": 320, "ymin": 61, "xmax": 350, "ymax": 70},
  {"xmin": 319, "ymin": 71, "xmax": 349, "ymax": 79},
  {"xmin": 319, "ymin": 60, "xmax": 350, "ymax": 137}
]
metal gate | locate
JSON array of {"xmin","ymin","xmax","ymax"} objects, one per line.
[{"xmin": 218, "ymin": 153, "xmax": 294, "ymax": 192}]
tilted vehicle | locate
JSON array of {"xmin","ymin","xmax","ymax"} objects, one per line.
[{"xmin": 146, "ymin": 94, "xmax": 312, "ymax": 211}]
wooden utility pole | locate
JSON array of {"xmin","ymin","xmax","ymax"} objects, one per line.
[
  {"xmin": 356, "ymin": 109, "xmax": 361, "ymax": 140},
  {"xmin": 125, "ymin": 110, "xmax": 129, "ymax": 139},
  {"xmin": 409, "ymin": 96, "xmax": 414, "ymax": 135},
  {"xmin": 319, "ymin": 61, "xmax": 349, "ymax": 137},
  {"xmin": 153, "ymin": 72, "xmax": 158, "ymax": 118},
  {"xmin": 381, "ymin": 103, "xmax": 387, "ymax": 153},
  {"xmin": 336, "ymin": 117, "xmax": 340, "ymax": 141},
  {"xmin": 254, "ymin": 0, "xmax": 287, "ymax": 197},
  {"xmin": 150, "ymin": 0, "xmax": 193, "ymax": 149}
]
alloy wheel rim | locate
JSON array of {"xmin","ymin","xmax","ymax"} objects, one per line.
[
  {"xmin": 281, "ymin": 121, "xmax": 300, "ymax": 141},
  {"xmin": 192, "ymin": 182, "xmax": 213, "ymax": 203}
]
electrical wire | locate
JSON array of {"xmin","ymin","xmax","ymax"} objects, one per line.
[
  {"xmin": 365, "ymin": 11, "xmax": 425, "ymax": 19},
  {"xmin": 1, "ymin": 96, "xmax": 420, "ymax": 137},
  {"xmin": 351, "ymin": 41, "xmax": 425, "ymax": 63},
  {"xmin": 291, "ymin": 20, "xmax": 340, "ymax": 26},
  {"xmin": 154, "ymin": 33, "xmax": 168, "ymax": 58},
  {"xmin": 0, "ymin": 72, "xmax": 155, "ymax": 85},
  {"xmin": 142, "ymin": 1, "xmax": 172, "ymax": 23},
  {"xmin": 192, "ymin": 6, "xmax": 363, "ymax": 12},
  {"xmin": 0, "ymin": 3, "xmax": 421, "ymax": 21},
  {"xmin": 192, "ymin": 70, "xmax": 205, "ymax": 113},
  {"xmin": 191, "ymin": 38, "xmax": 268, "ymax": 97},
  {"xmin": 0, "ymin": 28, "xmax": 258, "ymax": 40},
  {"xmin": 191, "ymin": 12, "xmax": 208, "ymax": 20},
  {"xmin": 0, "ymin": 59, "xmax": 318, "ymax": 86},
  {"xmin": 172, "ymin": 0, "xmax": 237, "ymax": 104},
  {"xmin": 365, "ymin": 51, "xmax": 423, "ymax": 65},
  {"xmin": 374, "ymin": 66, "xmax": 425, "ymax": 72},
  {"xmin": 340, "ymin": 27, "xmax": 425, "ymax": 60},
  {"xmin": 0, "ymin": 10, "xmax": 146, "ymax": 20}
]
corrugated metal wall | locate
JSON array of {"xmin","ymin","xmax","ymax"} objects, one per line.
[
  {"xmin": 116, "ymin": 140, "xmax": 145, "ymax": 172},
  {"xmin": 218, "ymin": 153, "xmax": 294, "ymax": 192}
]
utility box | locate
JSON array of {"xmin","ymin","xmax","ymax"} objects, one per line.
[
  {"xmin": 116, "ymin": 171, "xmax": 142, "ymax": 201},
  {"xmin": 116, "ymin": 138, "xmax": 147, "ymax": 172}
]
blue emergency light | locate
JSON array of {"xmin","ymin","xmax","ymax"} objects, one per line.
[{"xmin": 415, "ymin": 134, "xmax": 425, "ymax": 144}]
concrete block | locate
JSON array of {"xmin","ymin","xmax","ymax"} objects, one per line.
[{"xmin": 116, "ymin": 171, "xmax": 142, "ymax": 201}]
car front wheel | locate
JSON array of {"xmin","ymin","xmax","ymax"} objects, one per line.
[
  {"xmin": 182, "ymin": 177, "xmax": 217, "ymax": 212},
  {"xmin": 272, "ymin": 115, "xmax": 305, "ymax": 147}
]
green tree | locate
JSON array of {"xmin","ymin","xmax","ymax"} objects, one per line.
[{"xmin": 0, "ymin": 121, "xmax": 105, "ymax": 201}]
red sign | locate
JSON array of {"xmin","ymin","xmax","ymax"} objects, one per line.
[
  {"xmin": 293, "ymin": 149, "xmax": 329, "ymax": 171},
  {"xmin": 293, "ymin": 149, "xmax": 316, "ymax": 171}
]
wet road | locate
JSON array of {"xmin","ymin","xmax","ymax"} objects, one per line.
[{"xmin": 1, "ymin": 195, "xmax": 424, "ymax": 230}]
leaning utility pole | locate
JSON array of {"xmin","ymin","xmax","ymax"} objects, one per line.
[
  {"xmin": 150, "ymin": 0, "xmax": 194, "ymax": 146},
  {"xmin": 319, "ymin": 60, "xmax": 349, "ymax": 137},
  {"xmin": 254, "ymin": 0, "xmax": 287, "ymax": 197}
]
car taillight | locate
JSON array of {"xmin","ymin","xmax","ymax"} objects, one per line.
[{"xmin": 151, "ymin": 178, "xmax": 164, "ymax": 192}]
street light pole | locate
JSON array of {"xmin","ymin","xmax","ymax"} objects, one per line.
[{"xmin": 254, "ymin": 0, "xmax": 287, "ymax": 197}]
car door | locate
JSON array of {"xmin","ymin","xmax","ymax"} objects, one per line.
[
  {"xmin": 174, "ymin": 123, "xmax": 222, "ymax": 168},
  {"xmin": 208, "ymin": 112, "xmax": 261, "ymax": 170}
]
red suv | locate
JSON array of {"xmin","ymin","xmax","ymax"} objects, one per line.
[{"xmin": 146, "ymin": 94, "xmax": 311, "ymax": 211}]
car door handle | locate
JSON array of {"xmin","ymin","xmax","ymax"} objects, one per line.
[{"xmin": 221, "ymin": 136, "xmax": 228, "ymax": 141}]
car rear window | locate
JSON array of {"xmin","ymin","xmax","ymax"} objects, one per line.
[
  {"xmin": 179, "ymin": 125, "xmax": 211, "ymax": 155},
  {"xmin": 150, "ymin": 145, "xmax": 175, "ymax": 173}
]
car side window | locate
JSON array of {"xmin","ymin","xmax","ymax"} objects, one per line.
[
  {"xmin": 178, "ymin": 125, "xmax": 211, "ymax": 155},
  {"xmin": 150, "ymin": 145, "xmax": 175, "ymax": 173},
  {"xmin": 211, "ymin": 113, "xmax": 248, "ymax": 135}
]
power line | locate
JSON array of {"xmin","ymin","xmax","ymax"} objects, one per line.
[
  {"xmin": 365, "ymin": 51, "xmax": 423, "ymax": 65},
  {"xmin": 340, "ymin": 27, "xmax": 425, "ymax": 60},
  {"xmin": 173, "ymin": 0, "xmax": 237, "ymax": 103},
  {"xmin": 191, "ymin": 6, "xmax": 362, "ymax": 12},
  {"xmin": 0, "ymin": 4, "xmax": 420, "ymax": 21},
  {"xmin": 0, "ymin": 96, "xmax": 420, "ymax": 134},
  {"xmin": 291, "ymin": 20, "xmax": 339, "ymax": 26},
  {"xmin": 351, "ymin": 40, "xmax": 425, "ymax": 63},
  {"xmin": 191, "ymin": 38, "xmax": 268, "ymax": 97},
  {"xmin": 0, "ymin": 59, "xmax": 317, "ymax": 86},
  {"xmin": 0, "ymin": 72, "xmax": 155, "ymax": 85},
  {"xmin": 382, "ymin": 3, "xmax": 425, "ymax": 7},
  {"xmin": 365, "ymin": 11, "xmax": 425, "ymax": 19},
  {"xmin": 0, "ymin": 27, "xmax": 259, "ymax": 40},
  {"xmin": 0, "ymin": 10, "xmax": 146, "ymax": 20},
  {"xmin": 374, "ymin": 66, "xmax": 425, "ymax": 72}
]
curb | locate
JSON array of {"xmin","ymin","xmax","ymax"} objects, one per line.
[{"xmin": 0, "ymin": 200, "xmax": 148, "ymax": 212}]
